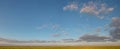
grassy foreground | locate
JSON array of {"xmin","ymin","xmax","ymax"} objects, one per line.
[{"xmin": 0, "ymin": 46, "xmax": 120, "ymax": 49}]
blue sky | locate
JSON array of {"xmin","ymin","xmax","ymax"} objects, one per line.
[{"xmin": 0, "ymin": 0, "xmax": 120, "ymax": 41}]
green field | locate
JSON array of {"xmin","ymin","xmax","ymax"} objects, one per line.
[{"xmin": 0, "ymin": 46, "xmax": 120, "ymax": 49}]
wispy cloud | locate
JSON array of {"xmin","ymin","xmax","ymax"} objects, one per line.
[
  {"xmin": 36, "ymin": 24, "xmax": 48, "ymax": 30},
  {"xmin": 80, "ymin": 2, "xmax": 98, "ymax": 15},
  {"xmin": 63, "ymin": 1, "xmax": 114, "ymax": 19},
  {"xmin": 52, "ymin": 33, "xmax": 61, "ymax": 37},
  {"xmin": 62, "ymin": 31, "xmax": 68, "ymax": 35},
  {"xmin": 80, "ymin": 1, "xmax": 114, "ymax": 19},
  {"xmin": 51, "ymin": 24, "xmax": 60, "ymax": 30},
  {"xmin": 36, "ymin": 24, "xmax": 70, "ymax": 37},
  {"xmin": 63, "ymin": 3, "xmax": 78, "ymax": 11},
  {"xmin": 36, "ymin": 24, "xmax": 60, "ymax": 30}
]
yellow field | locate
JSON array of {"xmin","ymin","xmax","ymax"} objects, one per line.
[{"xmin": 0, "ymin": 46, "xmax": 120, "ymax": 49}]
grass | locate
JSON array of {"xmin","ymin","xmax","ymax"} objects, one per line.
[{"xmin": 0, "ymin": 46, "xmax": 120, "ymax": 49}]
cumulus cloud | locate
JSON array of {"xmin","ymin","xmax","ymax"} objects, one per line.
[
  {"xmin": 63, "ymin": 3, "xmax": 78, "ymax": 11},
  {"xmin": 63, "ymin": 1, "xmax": 114, "ymax": 19},
  {"xmin": 98, "ymin": 4, "xmax": 114, "ymax": 13},
  {"xmin": 80, "ymin": 2, "xmax": 98, "ymax": 15},
  {"xmin": 80, "ymin": 1, "xmax": 114, "ymax": 19},
  {"xmin": 110, "ymin": 17, "xmax": 120, "ymax": 40}
]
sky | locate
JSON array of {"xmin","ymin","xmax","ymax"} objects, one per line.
[{"xmin": 0, "ymin": 0, "xmax": 120, "ymax": 41}]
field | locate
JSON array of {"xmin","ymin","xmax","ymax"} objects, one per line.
[{"xmin": 0, "ymin": 46, "xmax": 120, "ymax": 49}]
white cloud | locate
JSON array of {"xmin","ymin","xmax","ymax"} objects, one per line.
[
  {"xmin": 80, "ymin": 2, "xmax": 114, "ymax": 19},
  {"xmin": 97, "ymin": 16, "xmax": 105, "ymax": 19},
  {"xmin": 80, "ymin": 2, "xmax": 98, "ymax": 15},
  {"xmin": 98, "ymin": 4, "xmax": 114, "ymax": 14},
  {"xmin": 63, "ymin": 1, "xmax": 114, "ymax": 19},
  {"xmin": 108, "ymin": 8, "xmax": 114, "ymax": 11},
  {"xmin": 63, "ymin": 3, "xmax": 78, "ymax": 11}
]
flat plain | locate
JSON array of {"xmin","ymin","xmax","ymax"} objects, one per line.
[{"xmin": 0, "ymin": 46, "xmax": 120, "ymax": 49}]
